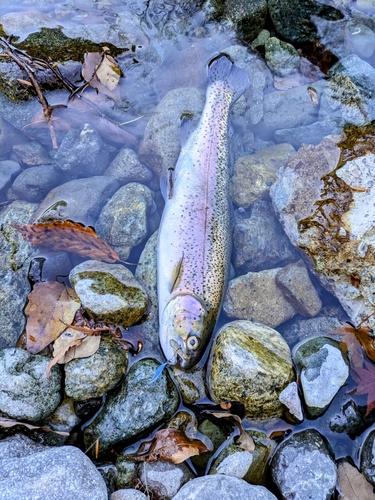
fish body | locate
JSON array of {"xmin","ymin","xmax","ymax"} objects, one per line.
[{"xmin": 157, "ymin": 55, "xmax": 249, "ymax": 369}]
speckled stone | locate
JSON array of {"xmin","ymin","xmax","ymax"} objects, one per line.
[
  {"xmin": 84, "ymin": 358, "xmax": 179, "ymax": 456},
  {"xmin": 69, "ymin": 260, "xmax": 148, "ymax": 327},
  {"xmin": 139, "ymin": 461, "xmax": 194, "ymax": 499},
  {"xmin": 104, "ymin": 148, "xmax": 153, "ymax": 185},
  {"xmin": 360, "ymin": 429, "xmax": 375, "ymax": 486},
  {"xmin": 64, "ymin": 336, "xmax": 128, "ymax": 400},
  {"xmin": 208, "ymin": 321, "xmax": 295, "ymax": 419},
  {"xmin": 278, "ymin": 381, "xmax": 304, "ymax": 422},
  {"xmin": 265, "ymin": 37, "xmax": 300, "ymax": 77},
  {"xmin": 43, "ymin": 396, "xmax": 81, "ymax": 434},
  {"xmin": 0, "ymin": 348, "xmax": 62, "ymax": 422},
  {"xmin": 115, "ymin": 457, "xmax": 138, "ymax": 489},
  {"xmin": 0, "ymin": 160, "xmax": 22, "ymax": 196},
  {"xmin": 12, "ymin": 141, "xmax": 51, "ymax": 167},
  {"xmin": 111, "ymin": 490, "xmax": 148, "ymax": 500},
  {"xmin": 12, "ymin": 164, "xmax": 63, "ymax": 202}
]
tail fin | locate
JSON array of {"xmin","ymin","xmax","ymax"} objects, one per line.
[{"xmin": 207, "ymin": 54, "xmax": 250, "ymax": 102}]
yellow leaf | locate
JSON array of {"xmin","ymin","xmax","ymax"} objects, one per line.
[
  {"xmin": 96, "ymin": 54, "xmax": 121, "ymax": 91},
  {"xmin": 54, "ymin": 327, "xmax": 101, "ymax": 364}
]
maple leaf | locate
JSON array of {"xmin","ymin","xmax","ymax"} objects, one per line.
[
  {"xmin": 350, "ymin": 360, "xmax": 375, "ymax": 416},
  {"xmin": 328, "ymin": 323, "xmax": 365, "ymax": 368},
  {"xmin": 15, "ymin": 220, "xmax": 121, "ymax": 263}
]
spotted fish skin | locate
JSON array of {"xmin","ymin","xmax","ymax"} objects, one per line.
[{"xmin": 157, "ymin": 55, "xmax": 249, "ymax": 369}]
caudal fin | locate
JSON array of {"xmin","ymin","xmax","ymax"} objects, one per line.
[{"xmin": 207, "ymin": 54, "xmax": 250, "ymax": 102}]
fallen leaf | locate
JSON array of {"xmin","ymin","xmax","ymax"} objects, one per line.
[
  {"xmin": 328, "ymin": 323, "xmax": 365, "ymax": 368},
  {"xmin": 15, "ymin": 220, "xmax": 121, "ymax": 263},
  {"xmin": 349, "ymin": 360, "xmax": 375, "ymax": 416},
  {"xmin": 25, "ymin": 281, "xmax": 80, "ymax": 354},
  {"xmin": 96, "ymin": 52, "xmax": 121, "ymax": 91},
  {"xmin": 82, "ymin": 50, "xmax": 121, "ymax": 99},
  {"xmin": 54, "ymin": 327, "xmax": 101, "ymax": 363},
  {"xmin": 337, "ymin": 460, "xmax": 375, "ymax": 499},
  {"xmin": 46, "ymin": 336, "xmax": 84, "ymax": 378},
  {"xmin": 131, "ymin": 428, "xmax": 211, "ymax": 464},
  {"xmin": 204, "ymin": 411, "xmax": 255, "ymax": 452},
  {"xmin": 0, "ymin": 417, "xmax": 69, "ymax": 436}
]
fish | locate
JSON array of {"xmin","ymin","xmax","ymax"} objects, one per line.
[{"xmin": 157, "ymin": 54, "xmax": 250, "ymax": 369}]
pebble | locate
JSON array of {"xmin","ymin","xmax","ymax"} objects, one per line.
[
  {"xmin": 0, "ymin": 116, "xmax": 27, "ymax": 155},
  {"xmin": 115, "ymin": 457, "xmax": 138, "ymax": 489},
  {"xmin": 104, "ymin": 148, "xmax": 153, "ymax": 185},
  {"xmin": 43, "ymin": 396, "xmax": 81, "ymax": 434},
  {"xmin": 209, "ymin": 320, "xmax": 295, "ymax": 419},
  {"xmin": 69, "ymin": 260, "xmax": 148, "ymax": 327},
  {"xmin": 111, "ymin": 490, "xmax": 148, "ymax": 500},
  {"xmin": 347, "ymin": 22, "xmax": 375, "ymax": 58},
  {"xmin": 12, "ymin": 164, "xmax": 63, "ymax": 202},
  {"xmin": 265, "ymin": 37, "xmax": 300, "ymax": 77},
  {"xmin": 329, "ymin": 399, "xmax": 366, "ymax": 437},
  {"xmin": 191, "ymin": 419, "xmax": 227, "ymax": 470},
  {"xmin": 0, "ymin": 160, "xmax": 22, "ymax": 197},
  {"xmin": 360, "ymin": 428, "xmax": 375, "ymax": 486},
  {"xmin": 278, "ymin": 381, "xmax": 304, "ymax": 422},
  {"xmin": 12, "ymin": 141, "xmax": 51, "ymax": 167},
  {"xmin": 138, "ymin": 461, "xmax": 193, "ymax": 499},
  {"xmin": 277, "ymin": 311, "xmax": 342, "ymax": 346}
]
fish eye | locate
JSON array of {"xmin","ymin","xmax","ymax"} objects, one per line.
[{"xmin": 187, "ymin": 336, "xmax": 199, "ymax": 350}]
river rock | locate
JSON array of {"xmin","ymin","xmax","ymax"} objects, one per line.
[
  {"xmin": 223, "ymin": 268, "xmax": 297, "ymax": 328},
  {"xmin": 96, "ymin": 182, "xmax": 154, "ymax": 261},
  {"xmin": 43, "ymin": 396, "xmax": 81, "ymax": 435},
  {"xmin": 208, "ymin": 321, "xmax": 295, "ymax": 419},
  {"xmin": 111, "ymin": 490, "xmax": 147, "ymax": 500},
  {"xmin": 275, "ymin": 260, "xmax": 322, "ymax": 317},
  {"xmin": 84, "ymin": 358, "xmax": 179, "ymax": 456},
  {"xmin": 191, "ymin": 419, "xmax": 228, "ymax": 470},
  {"xmin": 172, "ymin": 475, "xmax": 277, "ymax": 500},
  {"xmin": 64, "ymin": 336, "xmax": 128, "ymax": 400},
  {"xmin": 138, "ymin": 461, "xmax": 193, "ymax": 499},
  {"xmin": 53, "ymin": 123, "xmax": 111, "ymax": 177},
  {"xmin": 0, "ymin": 161, "xmax": 22, "ymax": 197},
  {"xmin": 0, "ymin": 200, "xmax": 37, "ymax": 348},
  {"xmin": 278, "ymin": 381, "xmax": 304, "ymax": 422},
  {"xmin": 0, "ymin": 348, "xmax": 62, "ymax": 422},
  {"xmin": 138, "ymin": 87, "xmax": 205, "ymax": 177},
  {"xmin": 230, "ymin": 143, "xmax": 295, "ymax": 208},
  {"xmin": 115, "ymin": 457, "xmax": 138, "ymax": 489},
  {"xmin": 270, "ymin": 132, "xmax": 375, "ymax": 332},
  {"xmin": 12, "ymin": 141, "xmax": 51, "ymax": 167},
  {"xmin": 32, "ymin": 176, "xmax": 119, "ymax": 226},
  {"xmin": 329, "ymin": 399, "xmax": 366, "ymax": 437},
  {"xmin": 69, "ymin": 260, "xmax": 148, "ymax": 327},
  {"xmin": 293, "ymin": 337, "xmax": 349, "ymax": 417},
  {"xmin": 278, "ymin": 314, "xmax": 342, "ymax": 345},
  {"xmin": 0, "ymin": 437, "xmax": 107, "ymax": 500},
  {"xmin": 210, "ymin": 430, "xmax": 274, "ymax": 485},
  {"xmin": 104, "ymin": 148, "xmax": 153, "ymax": 185},
  {"xmin": 265, "ymin": 37, "xmax": 300, "ymax": 77},
  {"xmin": 361, "ymin": 428, "xmax": 375, "ymax": 486},
  {"xmin": 0, "ymin": 116, "xmax": 27, "ymax": 155},
  {"xmin": 274, "ymin": 120, "xmax": 337, "ymax": 149},
  {"xmin": 347, "ymin": 22, "xmax": 375, "ymax": 58},
  {"xmin": 12, "ymin": 164, "xmax": 63, "ymax": 202},
  {"xmin": 233, "ymin": 201, "xmax": 298, "ymax": 273},
  {"xmin": 271, "ymin": 429, "xmax": 337, "ymax": 500}
]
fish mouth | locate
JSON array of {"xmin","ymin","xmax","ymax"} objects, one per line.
[{"xmin": 169, "ymin": 339, "xmax": 196, "ymax": 369}]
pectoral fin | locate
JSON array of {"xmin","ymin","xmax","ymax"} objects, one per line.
[{"xmin": 170, "ymin": 254, "xmax": 184, "ymax": 293}]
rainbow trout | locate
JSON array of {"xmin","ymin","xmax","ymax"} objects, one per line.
[{"xmin": 157, "ymin": 55, "xmax": 249, "ymax": 369}]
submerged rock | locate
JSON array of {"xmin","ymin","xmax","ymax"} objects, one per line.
[
  {"xmin": 69, "ymin": 260, "xmax": 148, "ymax": 327},
  {"xmin": 12, "ymin": 141, "xmax": 51, "ymax": 167},
  {"xmin": 0, "ymin": 161, "xmax": 22, "ymax": 197},
  {"xmin": 265, "ymin": 37, "xmax": 300, "ymax": 77},
  {"xmin": 208, "ymin": 320, "xmax": 295, "ymax": 419},
  {"xmin": 278, "ymin": 381, "xmax": 304, "ymax": 422},
  {"xmin": 12, "ymin": 165, "xmax": 63, "ymax": 202},
  {"xmin": 138, "ymin": 461, "xmax": 193, "ymax": 499},
  {"xmin": 84, "ymin": 358, "xmax": 179, "ymax": 456},
  {"xmin": 271, "ymin": 429, "xmax": 337, "ymax": 500},
  {"xmin": 104, "ymin": 148, "xmax": 153, "ymax": 185},
  {"xmin": 361, "ymin": 428, "xmax": 375, "ymax": 486}
]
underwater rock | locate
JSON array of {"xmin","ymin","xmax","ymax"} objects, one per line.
[
  {"xmin": 84, "ymin": 358, "xmax": 179, "ymax": 456},
  {"xmin": 0, "ymin": 200, "xmax": 37, "ymax": 349},
  {"xmin": 347, "ymin": 22, "xmax": 375, "ymax": 58},
  {"xmin": 96, "ymin": 182, "xmax": 154, "ymax": 261},
  {"xmin": 115, "ymin": 457, "xmax": 138, "ymax": 489},
  {"xmin": 69, "ymin": 260, "xmax": 148, "ymax": 327},
  {"xmin": 233, "ymin": 200, "xmax": 298, "ymax": 273},
  {"xmin": 104, "ymin": 148, "xmax": 153, "ymax": 185},
  {"xmin": 64, "ymin": 336, "xmax": 129, "ymax": 400},
  {"xmin": 329, "ymin": 399, "xmax": 367, "ymax": 437},
  {"xmin": 278, "ymin": 381, "xmax": 304, "ymax": 422},
  {"xmin": 223, "ymin": 268, "xmax": 297, "ymax": 328},
  {"xmin": 0, "ymin": 348, "xmax": 61, "ymax": 422},
  {"xmin": 0, "ymin": 116, "xmax": 27, "ymax": 154},
  {"xmin": 208, "ymin": 320, "xmax": 295, "ymax": 419},
  {"xmin": 12, "ymin": 165, "xmax": 63, "ymax": 202},
  {"xmin": 230, "ymin": 143, "xmax": 295, "ymax": 208},
  {"xmin": 361, "ymin": 429, "xmax": 375, "ymax": 486},
  {"xmin": 270, "ymin": 131, "xmax": 375, "ymax": 332},
  {"xmin": 32, "ymin": 176, "xmax": 119, "ymax": 226},
  {"xmin": 0, "ymin": 161, "xmax": 22, "ymax": 197},
  {"xmin": 274, "ymin": 120, "xmax": 336, "ymax": 149},
  {"xmin": 271, "ymin": 429, "xmax": 337, "ymax": 500},
  {"xmin": 277, "ymin": 314, "xmax": 342, "ymax": 345},
  {"xmin": 293, "ymin": 337, "xmax": 349, "ymax": 417},
  {"xmin": 12, "ymin": 141, "xmax": 51, "ymax": 167},
  {"xmin": 191, "ymin": 419, "xmax": 228, "ymax": 470},
  {"xmin": 138, "ymin": 461, "xmax": 193, "ymax": 499},
  {"xmin": 265, "ymin": 37, "xmax": 300, "ymax": 77},
  {"xmin": 43, "ymin": 396, "xmax": 81, "ymax": 435}
]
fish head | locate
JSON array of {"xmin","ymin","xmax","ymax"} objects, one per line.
[{"xmin": 160, "ymin": 293, "xmax": 207, "ymax": 369}]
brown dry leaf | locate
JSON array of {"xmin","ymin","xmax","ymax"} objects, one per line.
[
  {"xmin": 46, "ymin": 336, "xmax": 84, "ymax": 379},
  {"xmin": 204, "ymin": 411, "xmax": 255, "ymax": 452},
  {"xmin": 131, "ymin": 428, "xmax": 210, "ymax": 464},
  {"xmin": 15, "ymin": 220, "xmax": 121, "ymax": 263},
  {"xmin": 54, "ymin": 327, "xmax": 101, "ymax": 363},
  {"xmin": 328, "ymin": 323, "xmax": 364, "ymax": 368},
  {"xmin": 96, "ymin": 53, "xmax": 121, "ymax": 90},
  {"xmin": 82, "ymin": 51, "xmax": 121, "ymax": 100},
  {"xmin": 0, "ymin": 417, "xmax": 69, "ymax": 436},
  {"xmin": 337, "ymin": 461, "xmax": 375, "ymax": 499},
  {"xmin": 25, "ymin": 281, "xmax": 80, "ymax": 354}
]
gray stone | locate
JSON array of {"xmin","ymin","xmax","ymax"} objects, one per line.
[
  {"xmin": 347, "ymin": 22, "xmax": 375, "ymax": 58},
  {"xmin": 274, "ymin": 120, "xmax": 336, "ymax": 149},
  {"xmin": 43, "ymin": 396, "xmax": 81, "ymax": 434},
  {"xmin": 84, "ymin": 358, "xmax": 179, "ymax": 456},
  {"xmin": 0, "ymin": 434, "xmax": 47, "ymax": 459},
  {"xmin": 233, "ymin": 200, "xmax": 298, "ymax": 273},
  {"xmin": 230, "ymin": 143, "xmax": 296, "ymax": 208},
  {"xmin": 251, "ymin": 29, "xmax": 271, "ymax": 48},
  {"xmin": 0, "ymin": 116, "xmax": 27, "ymax": 155},
  {"xmin": 96, "ymin": 182, "xmax": 154, "ymax": 261},
  {"xmin": 0, "ymin": 200, "xmax": 37, "ymax": 349},
  {"xmin": 361, "ymin": 429, "xmax": 375, "ymax": 486},
  {"xmin": 271, "ymin": 429, "xmax": 337, "ymax": 500},
  {"xmin": 278, "ymin": 315, "xmax": 342, "ymax": 345},
  {"xmin": 53, "ymin": 123, "xmax": 111, "ymax": 177},
  {"xmin": 104, "ymin": 148, "xmax": 153, "ymax": 185},
  {"xmin": 208, "ymin": 320, "xmax": 295, "ymax": 419},
  {"xmin": 329, "ymin": 400, "xmax": 366, "ymax": 436},
  {"xmin": 293, "ymin": 337, "xmax": 349, "ymax": 417},
  {"xmin": 12, "ymin": 141, "xmax": 51, "ymax": 167},
  {"xmin": 172, "ymin": 475, "xmax": 277, "ymax": 500},
  {"xmin": 97, "ymin": 462, "xmax": 118, "ymax": 494},
  {"xmin": 278, "ymin": 381, "xmax": 304, "ymax": 422},
  {"xmin": 32, "ymin": 176, "xmax": 120, "ymax": 226},
  {"xmin": 223, "ymin": 268, "xmax": 297, "ymax": 328},
  {"xmin": 111, "ymin": 490, "xmax": 147, "ymax": 500},
  {"xmin": 12, "ymin": 164, "xmax": 63, "ymax": 202},
  {"xmin": 64, "ymin": 336, "xmax": 129, "ymax": 400},
  {"xmin": 138, "ymin": 87, "xmax": 205, "ymax": 177},
  {"xmin": 265, "ymin": 37, "xmax": 300, "ymax": 77},
  {"xmin": 0, "ymin": 348, "xmax": 62, "ymax": 422},
  {"xmin": 115, "ymin": 457, "xmax": 138, "ymax": 489},
  {"xmin": 139, "ymin": 461, "xmax": 193, "ymax": 499},
  {"xmin": 0, "ymin": 161, "xmax": 22, "ymax": 196},
  {"xmin": 0, "ymin": 440, "xmax": 107, "ymax": 500},
  {"xmin": 69, "ymin": 260, "xmax": 148, "ymax": 327},
  {"xmin": 276, "ymin": 260, "xmax": 322, "ymax": 317}
]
